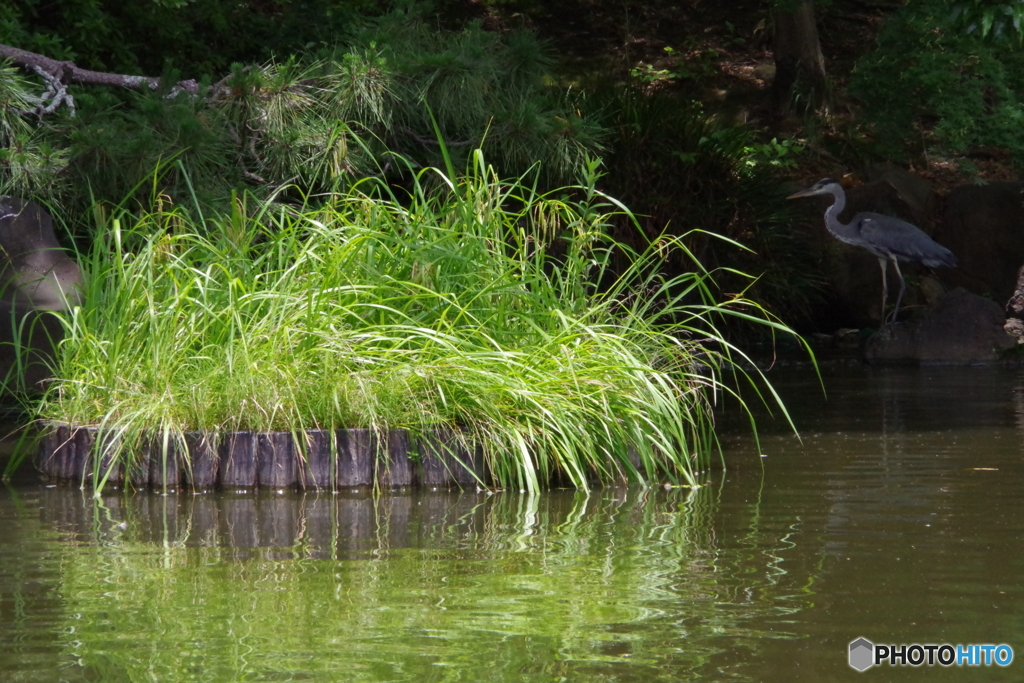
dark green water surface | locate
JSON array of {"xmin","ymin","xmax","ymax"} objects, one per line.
[{"xmin": 2, "ymin": 365, "xmax": 1023, "ymax": 681}]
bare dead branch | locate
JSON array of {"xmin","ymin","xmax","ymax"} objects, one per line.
[
  {"xmin": 0, "ymin": 43, "xmax": 199, "ymax": 115},
  {"xmin": 32, "ymin": 65, "xmax": 75, "ymax": 116}
]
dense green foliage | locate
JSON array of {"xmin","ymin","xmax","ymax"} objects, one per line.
[
  {"xmin": 6, "ymin": 0, "xmax": 1018, "ymax": 338},
  {"xmin": 23, "ymin": 157, "xmax": 795, "ymax": 492},
  {"xmin": 0, "ymin": 60, "xmax": 68, "ymax": 198},
  {"xmin": 0, "ymin": 0, "xmax": 379, "ymax": 76},
  {"xmin": 0, "ymin": 1, "xmax": 833, "ymax": 329},
  {"xmin": 948, "ymin": 0, "xmax": 1024, "ymax": 42},
  {"xmin": 851, "ymin": 0, "xmax": 1024, "ymax": 161},
  {"xmin": 588, "ymin": 86, "xmax": 821, "ymax": 327},
  {"xmin": 0, "ymin": 5, "xmax": 601, "ymax": 218},
  {"xmin": 0, "ymin": 2, "xmax": 820, "ymax": 492}
]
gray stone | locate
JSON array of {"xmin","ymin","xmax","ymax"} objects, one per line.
[
  {"xmin": 861, "ymin": 163, "xmax": 935, "ymax": 222},
  {"xmin": 865, "ymin": 288, "xmax": 1015, "ymax": 364},
  {"xmin": 1006, "ymin": 317, "xmax": 1024, "ymax": 344},
  {"xmin": 939, "ymin": 182, "xmax": 1024, "ymax": 306},
  {"xmin": 0, "ymin": 197, "xmax": 82, "ymax": 311},
  {"xmin": 1007, "ymin": 264, "xmax": 1024, "ymax": 317},
  {"xmin": 0, "ymin": 198, "xmax": 82, "ymax": 392},
  {"xmin": 1004, "ymin": 264, "xmax": 1024, "ymax": 344}
]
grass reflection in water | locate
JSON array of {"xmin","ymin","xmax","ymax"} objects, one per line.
[{"xmin": 43, "ymin": 484, "xmax": 807, "ymax": 682}]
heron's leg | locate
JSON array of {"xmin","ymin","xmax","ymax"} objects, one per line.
[
  {"xmin": 891, "ymin": 257, "xmax": 906, "ymax": 323},
  {"xmin": 878, "ymin": 257, "xmax": 889, "ymax": 325}
]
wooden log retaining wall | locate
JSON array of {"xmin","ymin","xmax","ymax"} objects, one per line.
[{"xmin": 36, "ymin": 424, "xmax": 488, "ymax": 491}]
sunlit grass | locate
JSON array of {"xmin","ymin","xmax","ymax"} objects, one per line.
[{"xmin": 26, "ymin": 154, "xmax": 800, "ymax": 491}]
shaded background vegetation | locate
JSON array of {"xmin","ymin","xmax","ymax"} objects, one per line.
[{"xmin": 1, "ymin": 0, "xmax": 1021, "ymax": 333}]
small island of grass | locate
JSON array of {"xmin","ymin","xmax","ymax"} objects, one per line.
[{"xmin": 26, "ymin": 156, "xmax": 797, "ymax": 493}]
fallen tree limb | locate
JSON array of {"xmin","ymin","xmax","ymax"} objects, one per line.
[{"xmin": 0, "ymin": 43, "xmax": 198, "ymax": 116}]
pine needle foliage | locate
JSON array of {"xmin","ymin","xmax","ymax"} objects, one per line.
[
  {"xmin": 24, "ymin": 155, "xmax": 797, "ymax": 492},
  {"xmin": 0, "ymin": 60, "xmax": 69, "ymax": 199},
  {"xmin": 0, "ymin": 7, "xmax": 602, "ymax": 221}
]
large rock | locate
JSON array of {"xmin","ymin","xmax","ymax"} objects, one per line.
[
  {"xmin": 0, "ymin": 197, "xmax": 82, "ymax": 391},
  {"xmin": 938, "ymin": 182, "xmax": 1024, "ymax": 306},
  {"xmin": 861, "ymin": 163, "xmax": 936, "ymax": 222},
  {"xmin": 864, "ymin": 288, "xmax": 1015, "ymax": 364},
  {"xmin": 0, "ymin": 197, "xmax": 82, "ymax": 310}
]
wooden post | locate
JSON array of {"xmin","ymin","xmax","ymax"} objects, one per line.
[
  {"xmin": 417, "ymin": 427, "xmax": 485, "ymax": 488},
  {"xmin": 220, "ymin": 431, "xmax": 257, "ymax": 488},
  {"xmin": 336, "ymin": 428, "xmax": 375, "ymax": 488},
  {"xmin": 301, "ymin": 430, "xmax": 334, "ymax": 489},
  {"xmin": 377, "ymin": 429, "xmax": 413, "ymax": 488},
  {"xmin": 257, "ymin": 432, "xmax": 298, "ymax": 489},
  {"xmin": 185, "ymin": 431, "xmax": 219, "ymax": 490}
]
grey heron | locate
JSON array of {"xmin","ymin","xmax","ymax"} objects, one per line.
[{"xmin": 787, "ymin": 178, "xmax": 957, "ymax": 323}]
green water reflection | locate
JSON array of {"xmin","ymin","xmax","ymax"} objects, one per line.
[
  {"xmin": 20, "ymin": 485, "xmax": 810, "ymax": 682},
  {"xmin": 2, "ymin": 365, "xmax": 1024, "ymax": 682}
]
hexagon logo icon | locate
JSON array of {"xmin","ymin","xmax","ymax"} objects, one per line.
[{"xmin": 849, "ymin": 637, "xmax": 874, "ymax": 671}]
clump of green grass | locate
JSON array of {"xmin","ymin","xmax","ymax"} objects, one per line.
[{"xmin": 25, "ymin": 154, "xmax": 797, "ymax": 492}]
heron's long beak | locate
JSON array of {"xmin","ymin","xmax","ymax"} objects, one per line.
[{"xmin": 786, "ymin": 187, "xmax": 819, "ymax": 199}]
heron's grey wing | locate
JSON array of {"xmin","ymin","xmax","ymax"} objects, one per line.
[{"xmin": 855, "ymin": 213, "xmax": 957, "ymax": 267}]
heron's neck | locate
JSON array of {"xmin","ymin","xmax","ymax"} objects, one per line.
[{"xmin": 823, "ymin": 187, "xmax": 858, "ymax": 243}]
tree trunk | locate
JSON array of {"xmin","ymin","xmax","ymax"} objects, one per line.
[{"xmin": 771, "ymin": 0, "xmax": 827, "ymax": 115}]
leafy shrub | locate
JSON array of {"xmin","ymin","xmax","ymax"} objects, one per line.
[
  {"xmin": 850, "ymin": 0, "xmax": 1024, "ymax": 161},
  {"xmin": 336, "ymin": 11, "xmax": 604, "ymax": 183}
]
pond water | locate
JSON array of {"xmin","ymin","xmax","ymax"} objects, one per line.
[{"xmin": 1, "ymin": 364, "xmax": 1022, "ymax": 682}]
